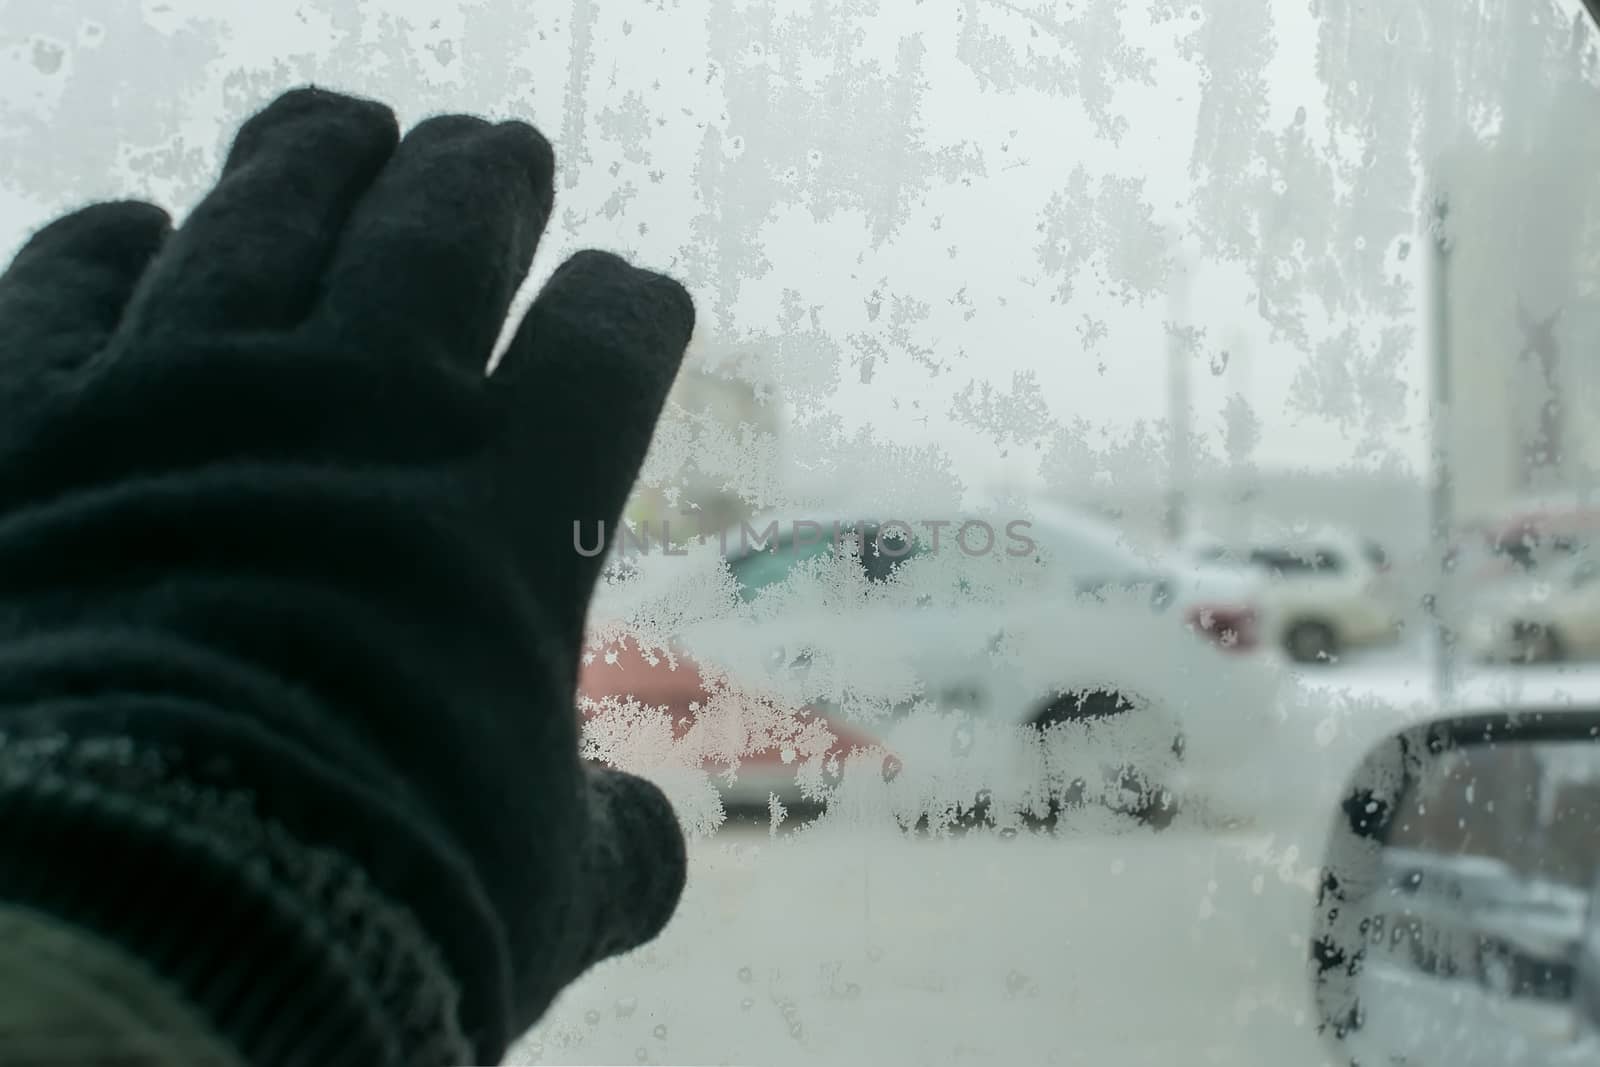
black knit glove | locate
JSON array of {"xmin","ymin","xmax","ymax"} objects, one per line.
[{"xmin": 0, "ymin": 87, "xmax": 691, "ymax": 1065}]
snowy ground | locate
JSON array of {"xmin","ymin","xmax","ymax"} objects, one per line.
[{"xmin": 513, "ymin": 638, "xmax": 1600, "ymax": 1067}]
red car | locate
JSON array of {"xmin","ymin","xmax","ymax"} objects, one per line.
[{"xmin": 579, "ymin": 638, "xmax": 900, "ymax": 817}]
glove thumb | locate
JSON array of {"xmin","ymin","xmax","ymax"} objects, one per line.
[{"xmin": 569, "ymin": 761, "xmax": 689, "ymax": 974}]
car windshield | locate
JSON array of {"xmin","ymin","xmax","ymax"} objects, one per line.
[
  {"xmin": 1249, "ymin": 545, "xmax": 1343, "ymax": 575},
  {"xmin": 11, "ymin": 1, "xmax": 1600, "ymax": 1063},
  {"xmin": 727, "ymin": 520, "xmax": 924, "ymax": 600},
  {"xmin": 728, "ymin": 533, "xmax": 840, "ymax": 602}
]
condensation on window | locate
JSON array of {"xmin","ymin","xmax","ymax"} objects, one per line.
[{"xmin": 5, "ymin": 2, "xmax": 1600, "ymax": 1064}]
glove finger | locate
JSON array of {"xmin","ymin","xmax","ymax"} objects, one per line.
[
  {"xmin": 490, "ymin": 250, "xmax": 693, "ymax": 616},
  {"xmin": 569, "ymin": 762, "xmax": 688, "ymax": 976},
  {"xmin": 121, "ymin": 88, "xmax": 397, "ymax": 338},
  {"xmin": 315, "ymin": 116, "xmax": 555, "ymax": 372},
  {"xmin": 0, "ymin": 201, "xmax": 170, "ymax": 375}
]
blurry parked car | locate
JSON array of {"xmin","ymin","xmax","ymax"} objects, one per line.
[
  {"xmin": 1467, "ymin": 555, "xmax": 1600, "ymax": 664},
  {"xmin": 581, "ymin": 528, "xmax": 903, "ymax": 817},
  {"xmin": 1025, "ymin": 500, "xmax": 1266, "ymax": 654},
  {"xmin": 580, "ymin": 500, "xmax": 1289, "ymax": 828},
  {"xmin": 1183, "ymin": 522, "xmax": 1402, "ymax": 664},
  {"xmin": 1450, "ymin": 500, "xmax": 1600, "ymax": 593}
]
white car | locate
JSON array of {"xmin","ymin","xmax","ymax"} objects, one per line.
[
  {"xmin": 1025, "ymin": 500, "xmax": 1269, "ymax": 652},
  {"xmin": 583, "ymin": 500, "xmax": 1290, "ymax": 828},
  {"xmin": 1185, "ymin": 522, "xmax": 1403, "ymax": 664},
  {"xmin": 1465, "ymin": 554, "xmax": 1600, "ymax": 664}
]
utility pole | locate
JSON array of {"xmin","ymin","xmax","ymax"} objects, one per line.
[
  {"xmin": 1165, "ymin": 240, "xmax": 1194, "ymax": 545},
  {"xmin": 1225, "ymin": 326, "xmax": 1254, "ymax": 547},
  {"xmin": 1427, "ymin": 191, "xmax": 1456, "ymax": 706}
]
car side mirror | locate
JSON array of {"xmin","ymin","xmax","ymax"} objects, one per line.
[
  {"xmin": 1578, "ymin": 866, "xmax": 1600, "ymax": 1042},
  {"xmin": 1310, "ymin": 708, "xmax": 1600, "ymax": 1065}
]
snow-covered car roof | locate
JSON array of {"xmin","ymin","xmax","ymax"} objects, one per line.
[
  {"xmin": 1186, "ymin": 519, "xmax": 1375, "ymax": 555},
  {"xmin": 685, "ymin": 498, "xmax": 1266, "ymax": 611},
  {"xmin": 700, "ymin": 497, "xmax": 1165, "ymax": 569}
]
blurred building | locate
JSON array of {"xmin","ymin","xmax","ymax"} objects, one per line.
[
  {"xmin": 1437, "ymin": 49, "xmax": 1600, "ymax": 528},
  {"xmin": 626, "ymin": 341, "xmax": 784, "ymax": 543}
]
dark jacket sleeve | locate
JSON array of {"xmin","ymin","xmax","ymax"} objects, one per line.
[{"xmin": 0, "ymin": 89, "xmax": 692, "ymax": 1067}]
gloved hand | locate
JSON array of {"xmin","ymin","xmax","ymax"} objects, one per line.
[{"xmin": 0, "ymin": 87, "xmax": 691, "ymax": 1065}]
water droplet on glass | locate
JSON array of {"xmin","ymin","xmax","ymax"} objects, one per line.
[
  {"xmin": 30, "ymin": 40, "xmax": 64, "ymax": 75},
  {"xmin": 653, "ymin": 1024, "xmax": 668, "ymax": 1040},
  {"xmin": 789, "ymin": 1021, "xmax": 805, "ymax": 1040},
  {"xmin": 740, "ymin": 997, "xmax": 755, "ymax": 1011},
  {"xmin": 737, "ymin": 966, "xmax": 754, "ymax": 983},
  {"xmin": 1294, "ymin": 106, "xmax": 1307, "ymax": 125},
  {"xmin": 635, "ymin": 1048, "xmax": 649, "ymax": 1063},
  {"xmin": 615, "ymin": 996, "xmax": 637, "ymax": 1018},
  {"xmin": 585, "ymin": 1009, "xmax": 601, "ymax": 1026}
]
